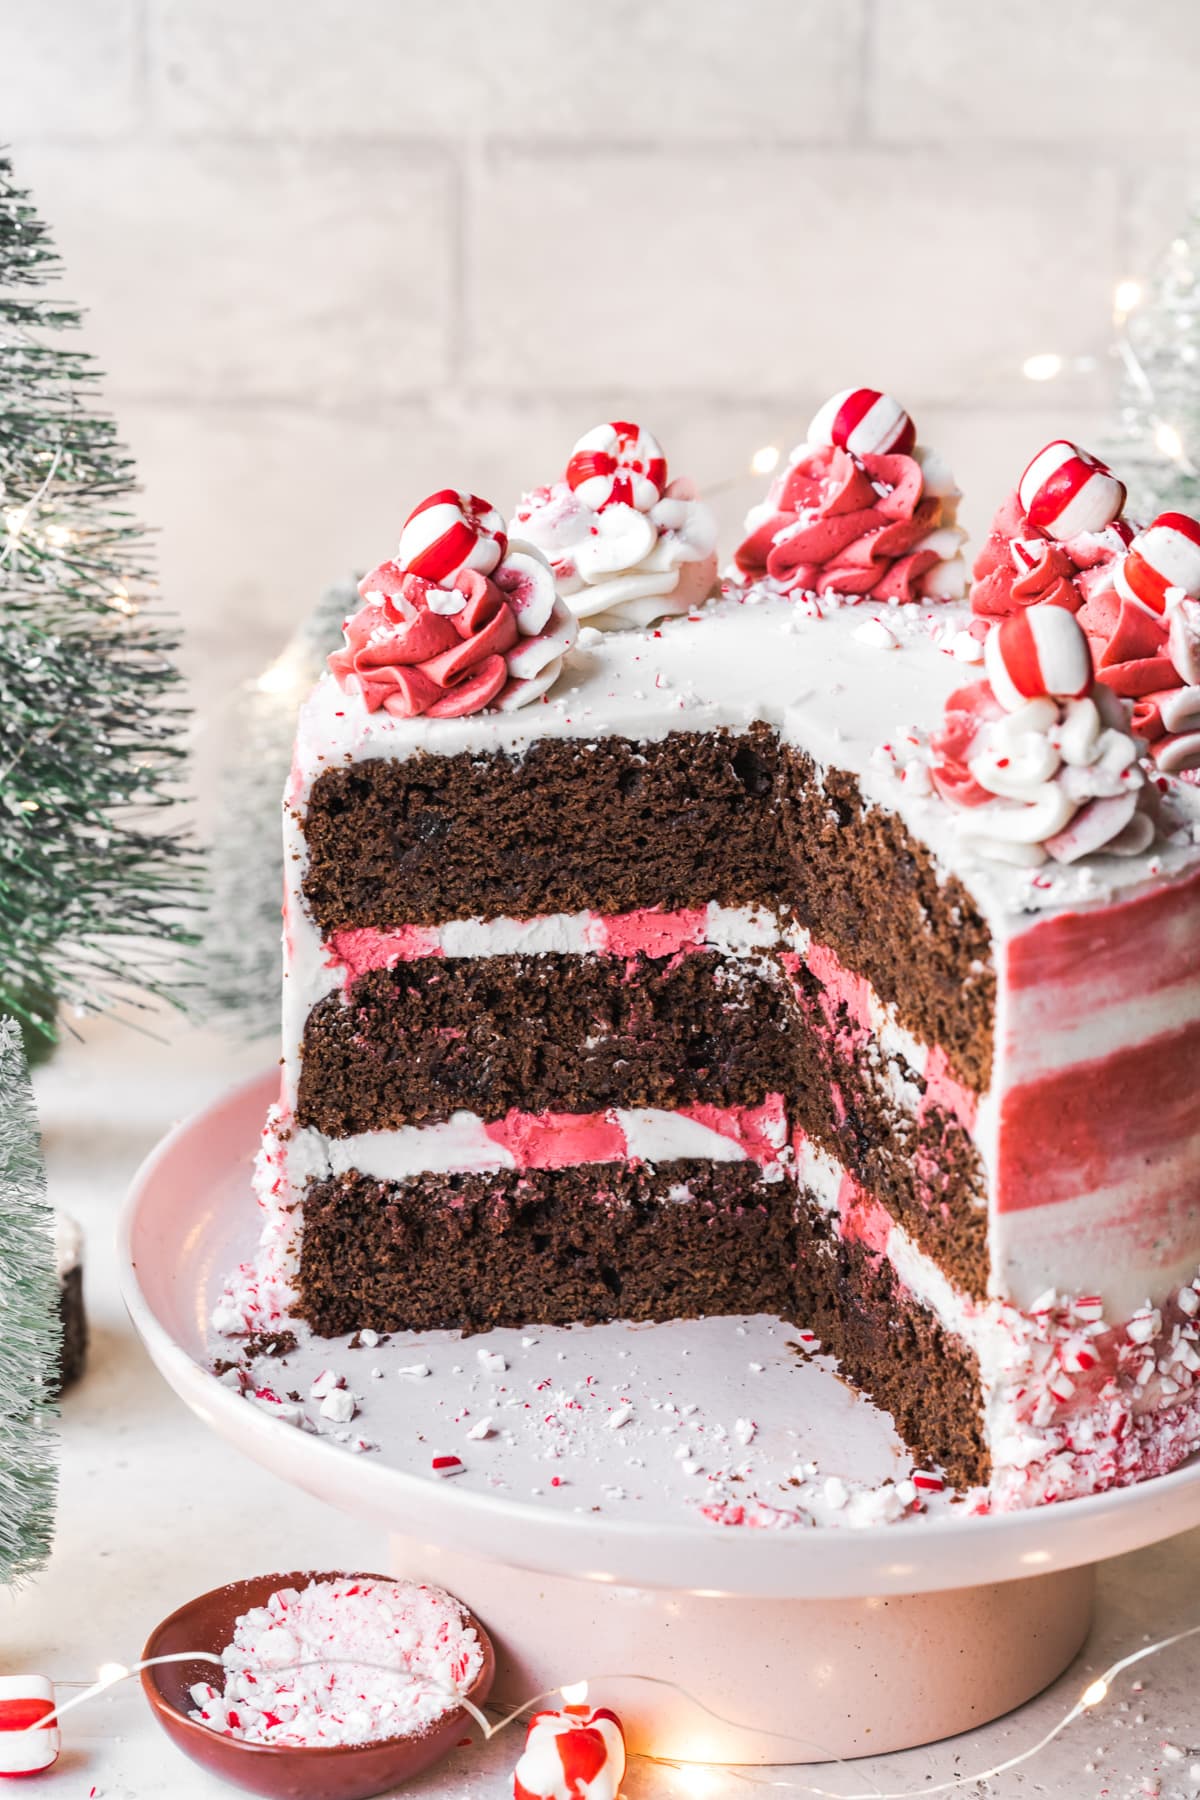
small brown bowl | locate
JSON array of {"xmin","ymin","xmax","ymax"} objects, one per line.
[{"xmin": 140, "ymin": 1569, "xmax": 495, "ymax": 1800}]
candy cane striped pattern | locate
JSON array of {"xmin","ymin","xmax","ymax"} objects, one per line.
[
  {"xmin": 565, "ymin": 422, "xmax": 667, "ymax": 512},
  {"xmin": 985, "ymin": 606, "xmax": 1093, "ymax": 711},
  {"xmin": 807, "ymin": 388, "xmax": 916, "ymax": 457},
  {"xmin": 1115, "ymin": 510, "xmax": 1200, "ymax": 614},
  {"xmin": 398, "ymin": 490, "xmax": 508, "ymax": 583},
  {"xmin": 1017, "ymin": 441, "xmax": 1126, "ymax": 540}
]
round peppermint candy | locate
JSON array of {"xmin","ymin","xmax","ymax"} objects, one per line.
[
  {"xmin": 807, "ymin": 388, "xmax": 916, "ymax": 458},
  {"xmin": 1115, "ymin": 510, "xmax": 1200, "ymax": 614},
  {"xmin": 397, "ymin": 489, "xmax": 507, "ymax": 583},
  {"xmin": 985, "ymin": 605, "xmax": 1093, "ymax": 712},
  {"xmin": 1017, "ymin": 441, "xmax": 1126, "ymax": 540},
  {"xmin": 565, "ymin": 422, "xmax": 667, "ymax": 512}
]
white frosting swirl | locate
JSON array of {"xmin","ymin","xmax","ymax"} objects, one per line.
[
  {"xmin": 954, "ymin": 687, "xmax": 1152, "ymax": 867},
  {"xmin": 513, "ymin": 480, "xmax": 718, "ymax": 631}
]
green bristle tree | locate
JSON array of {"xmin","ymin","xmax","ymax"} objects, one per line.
[{"xmin": 0, "ymin": 151, "xmax": 197, "ymax": 1054}]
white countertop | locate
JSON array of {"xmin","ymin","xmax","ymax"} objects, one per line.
[{"xmin": 7, "ymin": 1017, "xmax": 1200, "ymax": 1799}]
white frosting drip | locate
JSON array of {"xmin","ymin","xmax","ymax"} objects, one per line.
[{"xmin": 512, "ymin": 482, "xmax": 717, "ymax": 631}]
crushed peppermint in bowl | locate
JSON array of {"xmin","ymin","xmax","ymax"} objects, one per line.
[{"xmin": 141, "ymin": 1570, "xmax": 494, "ymax": 1800}]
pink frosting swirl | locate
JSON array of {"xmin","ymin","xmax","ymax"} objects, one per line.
[
  {"xmin": 329, "ymin": 564, "xmax": 518, "ymax": 719},
  {"xmin": 1077, "ymin": 586, "xmax": 1200, "ymax": 771},
  {"xmin": 929, "ymin": 681, "xmax": 1004, "ymax": 810},
  {"xmin": 970, "ymin": 491, "xmax": 1130, "ymax": 619},
  {"xmin": 733, "ymin": 444, "xmax": 946, "ymax": 602}
]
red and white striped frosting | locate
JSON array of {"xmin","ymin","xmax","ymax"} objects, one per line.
[
  {"xmin": 806, "ymin": 387, "xmax": 916, "ymax": 458},
  {"xmin": 1116, "ymin": 510, "xmax": 1200, "ymax": 615},
  {"xmin": 565, "ymin": 421, "xmax": 667, "ymax": 512},
  {"xmin": 1017, "ymin": 441, "xmax": 1126, "ymax": 540},
  {"xmin": 397, "ymin": 489, "xmax": 508, "ymax": 584}
]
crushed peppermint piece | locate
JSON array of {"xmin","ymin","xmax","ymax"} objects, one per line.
[
  {"xmin": 431, "ymin": 1454, "xmax": 466, "ymax": 1478},
  {"xmin": 477, "ymin": 1349, "xmax": 508, "ymax": 1374},
  {"xmin": 187, "ymin": 1577, "xmax": 483, "ymax": 1748}
]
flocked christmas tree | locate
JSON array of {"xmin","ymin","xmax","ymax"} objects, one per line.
[
  {"xmin": 0, "ymin": 152, "xmax": 197, "ymax": 1051},
  {"xmin": 0, "ymin": 1017, "xmax": 58, "ymax": 1581},
  {"xmin": 1108, "ymin": 215, "xmax": 1200, "ymax": 520}
]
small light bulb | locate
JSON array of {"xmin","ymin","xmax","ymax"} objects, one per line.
[
  {"xmin": 1022, "ymin": 353, "xmax": 1063, "ymax": 382},
  {"xmin": 1081, "ymin": 1677, "xmax": 1109, "ymax": 1708},
  {"xmin": 675, "ymin": 1767, "xmax": 720, "ymax": 1797},
  {"xmin": 96, "ymin": 1662, "xmax": 129, "ymax": 1686},
  {"xmin": 1155, "ymin": 422, "xmax": 1185, "ymax": 461},
  {"xmin": 255, "ymin": 656, "xmax": 297, "ymax": 695},
  {"xmin": 750, "ymin": 445, "xmax": 781, "ymax": 476},
  {"xmin": 1114, "ymin": 279, "xmax": 1142, "ymax": 316},
  {"xmin": 5, "ymin": 506, "xmax": 28, "ymax": 536},
  {"xmin": 559, "ymin": 1680, "xmax": 589, "ymax": 1708}
]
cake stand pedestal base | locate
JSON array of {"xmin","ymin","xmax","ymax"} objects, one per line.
[{"xmin": 391, "ymin": 1536, "xmax": 1094, "ymax": 1764}]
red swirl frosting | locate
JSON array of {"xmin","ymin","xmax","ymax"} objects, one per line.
[
  {"xmin": 969, "ymin": 491, "xmax": 1131, "ymax": 619},
  {"xmin": 928, "ymin": 681, "xmax": 1005, "ymax": 810},
  {"xmin": 733, "ymin": 444, "xmax": 948, "ymax": 602},
  {"xmin": 971, "ymin": 482, "xmax": 1200, "ymax": 772},
  {"xmin": 329, "ymin": 564, "xmax": 518, "ymax": 719}
]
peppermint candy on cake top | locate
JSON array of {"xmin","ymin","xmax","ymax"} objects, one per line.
[
  {"xmin": 330, "ymin": 491, "xmax": 578, "ymax": 719},
  {"xmin": 398, "ymin": 489, "xmax": 508, "ymax": 582},
  {"xmin": 565, "ymin": 420, "xmax": 667, "ymax": 512},
  {"xmin": 929, "ymin": 607, "xmax": 1155, "ymax": 867},
  {"xmin": 1017, "ymin": 441, "xmax": 1126, "ymax": 540},
  {"xmin": 515, "ymin": 423, "xmax": 719, "ymax": 633},
  {"xmin": 806, "ymin": 386, "xmax": 916, "ymax": 458}
]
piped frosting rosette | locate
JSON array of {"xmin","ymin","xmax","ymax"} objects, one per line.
[
  {"xmin": 732, "ymin": 388, "xmax": 967, "ymax": 604},
  {"xmin": 929, "ymin": 605, "xmax": 1155, "ymax": 867},
  {"xmin": 512, "ymin": 421, "xmax": 719, "ymax": 631},
  {"xmin": 329, "ymin": 489, "xmax": 577, "ymax": 719},
  {"xmin": 969, "ymin": 440, "xmax": 1200, "ymax": 774}
]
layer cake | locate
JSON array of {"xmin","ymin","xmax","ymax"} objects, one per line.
[{"xmin": 218, "ymin": 406, "xmax": 1200, "ymax": 1513}]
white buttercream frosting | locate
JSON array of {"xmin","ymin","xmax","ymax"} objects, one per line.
[{"xmin": 511, "ymin": 482, "xmax": 718, "ymax": 631}]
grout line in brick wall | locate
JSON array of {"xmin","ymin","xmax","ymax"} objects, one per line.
[{"xmin": 851, "ymin": 0, "xmax": 875, "ymax": 143}]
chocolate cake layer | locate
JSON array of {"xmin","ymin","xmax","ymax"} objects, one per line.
[
  {"xmin": 300, "ymin": 727, "xmax": 994, "ymax": 1090},
  {"xmin": 296, "ymin": 1161, "xmax": 987, "ymax": 1487},
  {"xmin": 788, "ymin": 960, "xmax": 989, "ymax": 1299},
  {"xmin": 297, "ymin": 945, "xmax": 987, "ymax": 1295},
  {"xmin": 793, "ymin": 1201, "xmax": 989, "ymax": 1490},
  {"xmin": 298, "ymin": 950, "xmax": 794, "ymax": 1136},
  {"xmin": 296, "ymin": 1160, "xmax": 796, "ymax": 1337}
]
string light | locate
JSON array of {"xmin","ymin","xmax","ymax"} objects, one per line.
[
  {"xmin": 17, "ymin": 1619, "xmax": 1200, "ymax": 1796},
  {"xmin": 750, "ymin": 445, "xmax": 781, "ymax": 476},
  {"xmin": 1154, "ymin": 420, "xmax": 1185, "ymax": 462},
  {"xmin": 1114, "ymin": 278, "xmax": 1143, "ymax": 321},
  {"xmin": 1022, "ymin": 352, "xmax": 1063, "ymax": 382},
  {"xmin": 255, "ymin": 654, "xmax": 303, "ymax": 696},
  {"xmin": 107, "ymin": 583, "xmax": 138, "ymax": 619}
]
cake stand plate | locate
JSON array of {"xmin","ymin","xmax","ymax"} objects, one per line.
[{"xmin": 119, "ymin": 1071, "xmax": 1200, "ymax": 1764}]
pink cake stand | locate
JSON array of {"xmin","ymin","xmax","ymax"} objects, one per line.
[{"xmin": 119, "ymin": 1070, "xmax": 1200, "ymax": 1766}]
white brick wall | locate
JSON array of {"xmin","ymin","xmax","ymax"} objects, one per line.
[{"xmin": 1, "ymin": 0, "xmax": 1195, "ymax": 801}]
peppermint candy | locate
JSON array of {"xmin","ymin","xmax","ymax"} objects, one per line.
[
  {"xmin": 397, "ymin": 489, "xmax": 508, "ymax": 583},
  {"xmin": 985, "ymin": 605, "xmax": 1093, "ymax": 711},
  {"xmin": 565, "ymin": 421, "xmax": 667, "ymax": 512},
  {"xmin": 1017, "ymin": 441, "xmax": 1126, "ymax": 540},
  {"xmin": 1115, "ymin": 510, "xmax": 1200, "ymax": 615},
  {"xmin": 512, "ymin": 1704, "xmax": 625, "ymax": 1800},
  {"xmin": 0, "ymin": 1676, "xmax": 60, "ymax": 1776},
  {"xmin": 807, "ymin": 387, "xmax": 916, "ymax": 457}
]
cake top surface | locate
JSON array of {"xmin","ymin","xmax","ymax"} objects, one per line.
[{"xmin": 301, "ymin": 584, "xmax": 1200, "ymax": 935}]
